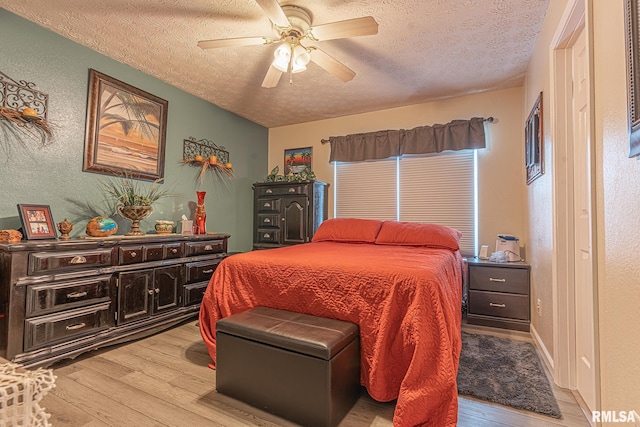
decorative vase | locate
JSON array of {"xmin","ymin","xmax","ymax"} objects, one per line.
[
  {"xmin": 57, "ymin": 218, "xmax": 74, "ymax": 240},
  {"xmin": 155, "ymin": 220, "xmax": 174, "ymax": 234},
  {"xmin": 117, "ymin": 205, "xmax": 153, "ymax": 236},
  {"xmin": 195, "ymin": 191, "xmax": 206, "ymax": 234},
  {"xmin": 86, "ymin": 216, "xmax": 118, "ymax": 237}
]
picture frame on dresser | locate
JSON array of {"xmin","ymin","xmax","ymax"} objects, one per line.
[{"xmin": 17, "ymin": 204, "xmax": 56, "ymax": 240}]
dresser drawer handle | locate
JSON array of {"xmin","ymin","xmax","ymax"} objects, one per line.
[
  {"xmin": 155, "ymin": 288, "xmax": 160, "ymax": 294},
  {"xmin": 170, "ymin": 248, "xmax": 178, "ymax": 254},
  {"xmin": 288, "ymin": 187, "xmax": 296, "ymax": 193},
  {"xmin": 263, "ymin": 233, "xmax": 270, "ymax": 238},
  {"xmin": 70, "ymin": 256, "xmax": 87, "ymax": 264},
  {"xmin": 67, "ymin": 291, "xmax": 88, "ymax": 299},
  {"xmin": 266, "ymin": 189, "xmax": 273, "ymax": 194},
  {"xmin": 130, "ymin": 251, "xmax": 137, "ymax": 258},
  {"xmin": 263, "ymin": 218, "xmax": 271, "ymax": 223},
  {"xmin": 204, "ymin": 245, "xmax": 213, "ymax": 251},
  {"xmin": 489, "ymin": 278, "xmax": 506, "ymax": 282},
  {"xmin": 148, "ymin": 289, "xmax": 155, "ymax": 295},
  {"xmin": 264, "ymin": 202, "xmax": 271, "ymax": 208},
  {"xmin": 489, "ymin": 303, "xmax": 506, "ymax": 308},
  {"xmin": 66, "ymin": 322, "xmax": 86, "ymax": 331},
  {"xmin": 202, "ymin": 269, "xmax": 214, "ymax": 274}
]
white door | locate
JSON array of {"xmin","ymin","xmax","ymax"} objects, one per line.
[{"xmin": 572, "ymin": 28, "xmax": 597, "ymax": 411}]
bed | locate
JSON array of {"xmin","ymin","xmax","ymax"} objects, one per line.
[{"xmin": 199, "ymin": 219, "xmax": 464, "ymax": 427}]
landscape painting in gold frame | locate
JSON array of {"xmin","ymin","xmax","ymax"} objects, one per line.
[{"xmin": 83, "ymin": 69, "xmax": 168, "ymax": 181}]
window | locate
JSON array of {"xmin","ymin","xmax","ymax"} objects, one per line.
[{"xmin": 334, "ymin": 150, "xmax": 476, "ymax": 256}]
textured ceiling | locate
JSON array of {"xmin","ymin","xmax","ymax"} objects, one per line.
[{"xmin": 0, "ymin": 0, "xmax": 549, "ymax": 128}]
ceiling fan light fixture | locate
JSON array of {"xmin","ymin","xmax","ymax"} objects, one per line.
[
  {"xmin": 272, "ymin": 43, "xmax": 291, "ymax": 72},
  {"xmin": 291, "ymin": 45, "xmax": 310, "ymax": 73}
]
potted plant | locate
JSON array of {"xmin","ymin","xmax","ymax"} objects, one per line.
[{"xmin": 99, "ymin": 175, "xmax": 171, "ymax": 236}]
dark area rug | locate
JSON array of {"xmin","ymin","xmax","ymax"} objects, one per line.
[{"xmin": 457, "ymin": 331, "xmax": 562, "ymax": 418}]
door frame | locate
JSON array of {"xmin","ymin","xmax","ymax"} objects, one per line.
[{"xmin": 549, "ymin": 0, "xmax": 600, "ymax": 411}]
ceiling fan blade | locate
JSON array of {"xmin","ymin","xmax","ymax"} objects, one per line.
[
  {"xmin": 198, "ymin": 36, "xmax": 269, "ymax": 50},
  {"xmin": 255, "ymin": 0, "xmax": 291, "ymax": 28},
  {"xmin": 309, "ymin": 48, "xmax": 356, "ymax": 83},
  {"xmin": 262, "ymin": 65, "xmax": 283, "ymax": 88},
  {"xmin": 308, "ymin": 16, "xmax": 378, "ymax": 41}
]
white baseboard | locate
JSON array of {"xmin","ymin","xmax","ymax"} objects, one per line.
[{"xmin": 530, "ymin": 324, "xmax": 554, "ymax": 374}]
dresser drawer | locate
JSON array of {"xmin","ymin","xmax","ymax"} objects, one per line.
[
  {"xmin": 185, "ymin": 259, "xmax": 222, "ymax": 283},
  {"xmin": 24, "ymin": 301, "xmax": 114, "ymax": 351},
  {"xmin": 256, "ymin": 230, "xmax": 280, "ymax": 244},
  {"xmin": 468, "ymin": 290, "xmax": 529, "ymax": 320},
  {"xmin": 183, "ymin": 282, "xmax": 208, "ymax": 306},
  {"xmin": 257, "ymin": 185, "xmax": 308, "ymax": 196},
  {"xmin": 469, "ymin": 266, "xmax": 529, "ymax": 294},
  {"xmin": 185, "ymin": 240, "xmax": 225, "ymax": 256},
  {"xmin": 26, "ymin": 275, "xmax": 114, "ymax": 316},
  {"xmin": 28, "ymin": 249, "xmax": 113, "ymax": 275},
  {"xmin": 164, "ymin": 243, "xmax": 183, "ymax": 259},
  {"xmin": 257, "ymin": 198, "xmax": 281, "ymax": 213},
  {"xmin": 143, "ymin": 244, "xmax": 164, "ymax": 261},
  {"xmin": 257, "ymin": 214, "xmax": 280, "ymax": 228},
  {"xmin": 119, "ymin": 245, "xmax": 144, "ymax": 265}
]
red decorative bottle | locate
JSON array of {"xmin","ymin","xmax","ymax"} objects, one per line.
[{"xmin": 195, "ymin": 191, "xmax": 206, "ymax": 234}]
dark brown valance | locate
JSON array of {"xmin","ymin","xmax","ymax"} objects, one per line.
[{"xmin": 326, "ymin": 117, "xmax": 489, "ymax": 163}]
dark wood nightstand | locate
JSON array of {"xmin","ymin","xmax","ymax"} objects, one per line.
[{"xmin": 466, "ymin": 257, "xmax": 531, "ymax": 332}]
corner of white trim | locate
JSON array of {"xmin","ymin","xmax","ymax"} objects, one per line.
[{"xmin": 530, "ymin": 324, "xmax": 555, "ymax": 375}]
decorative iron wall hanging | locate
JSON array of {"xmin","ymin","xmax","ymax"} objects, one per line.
[
  {"xmin": 181, "ymin": 137, "xmax": 233, "ymax": 184},
  {"xmin": 0, "ymin": 70, "xmax": 52, "ymax": 147}
]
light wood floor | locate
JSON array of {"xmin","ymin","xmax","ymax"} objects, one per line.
[{"xmin": 39, "ymin": 321, "xmax": 591, "ymax": 427}]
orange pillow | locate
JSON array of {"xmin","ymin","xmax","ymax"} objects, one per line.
[
  {"xmin": 312, "ymin": 218, "xmax": 383, "ymax": 243},
  {"xmin": 374, "ymin": 221, "xmax": 462, "ymax": 250}
]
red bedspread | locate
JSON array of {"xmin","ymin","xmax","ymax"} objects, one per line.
[{"xmin": 199, "ymin": 241, "xmax": 463, "ymax": 427}]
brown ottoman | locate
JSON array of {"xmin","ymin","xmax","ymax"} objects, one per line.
[{"xmin": 216, "ymin": 306, "xmax": 360, "ymax": 427}]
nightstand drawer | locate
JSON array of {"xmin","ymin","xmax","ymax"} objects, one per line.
[
  {"xmin": 469, "ymin": 266, "xmax": 528, "ymax": 294},
  {"xmin": 468, "ymin": 290, "xmax": 529, "ymax": 320}
]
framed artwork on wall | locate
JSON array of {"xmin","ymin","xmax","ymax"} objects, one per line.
[
  {"xmin": 626, "ymin": 0, "xmax": 640, "ymax": 157},
  {"xmin": 525, "ymin": 92, "xmax": 543, "ymax": 184},
  {"xmin": 284, "ymin": 147, "xmax": 312, "ymax": 175},
  {"xmin": 83, "ymin": 69, "xmax": 168, "ymax": 181},
  {"xmin": 17, "ymin": 204, "xmax": 56, "ymax": 240}
]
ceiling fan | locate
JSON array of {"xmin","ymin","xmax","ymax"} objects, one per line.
[{"xmin": 197, "ymin": 0, "xmax": 379, "ymax": 88}]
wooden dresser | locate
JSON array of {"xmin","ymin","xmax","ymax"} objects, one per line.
[
  {"xmin": 0, "ymin": 233, "xmax": 229, "ymax": 367},
  {"xmin": 253, "ymin": 180, "xmax": 328, "ymax": 249},
  {"xmin": 466, "ymin": 257, "xmax": 531, "ymax": 331}
]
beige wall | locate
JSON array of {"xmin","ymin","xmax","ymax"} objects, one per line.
[
  {"xmin": 592, "ymin": 0, "xmax": 640, "ymax": 419},
  {"xmin": 523, "ymin": 0, "xmax": 570, "ymax": 364},
  {"xmin": 268, "ymin": 87, "xmax": 527, "ymax": 254},
  {"xmin": 525, "ymin": 0, "xmax": 640, "ymax": 420}
]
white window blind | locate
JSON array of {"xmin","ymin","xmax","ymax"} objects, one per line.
[
  {"xmin": 399, "ymin": 151, "xmax": 475, "ymax": 255},
  {"xmin": 334, "ymin": 150, "xmax": 476, "ymax": 256},
  {"xmin": 335, "ymin": 158, "xmax": 397, "ymax": 220}
]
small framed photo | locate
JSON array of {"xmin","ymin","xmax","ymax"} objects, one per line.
[
  {"xmin": 284, "ymin": 147, "xmax": 312, "ymax": 175},
  {"xmin": 17, "ymin": 204, "xmax": 56, "ymax": 240}
]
